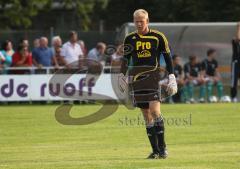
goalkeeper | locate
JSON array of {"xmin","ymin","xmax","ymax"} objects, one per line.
[{"xmin": 119, "ymin": 9, "xmax": 177, "ymax": 159}]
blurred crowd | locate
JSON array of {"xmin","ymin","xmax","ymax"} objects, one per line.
[{"xmin": 0, "ymin": 30, "xmax": 123, "ymax": 74}]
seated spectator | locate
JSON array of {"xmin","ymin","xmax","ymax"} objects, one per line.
[
  {"xmin": 87, "ymin": 42, "xmax": 106, "ymax": 64},
  {"xmin": 11, "ymin": 45, "xmax": 32, "ymax": 74},
  {"xmin": 184, "ymin": 55, "xmax": 206, "ymax": 103},
  {"xmin": 202, "ymin": 49, "xmax": 224, "ymax": 102},
  {"xmin": 172, "ymin": 54, "xmax": 187, "ymax": 103},
  {"xmin": 0, "ymin": 40, "xmax": 14, "ymax": 74},
  {"xmin": 32, "ymin": 37, "xmax": 59, "ymax": 69},
  {"xmin": 61, "ymin": 31, "xmax": 83, "ymax": 67},
  {"xmin": 111, "ymin": 44, "xmax": 123, "ymax": 64}
]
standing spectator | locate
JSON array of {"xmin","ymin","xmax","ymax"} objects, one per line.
[
  {"xmin": 2, "ymin": 40, "xmax": 14, "ymax": 57},
  {"xmin": 19, "ymin": 38, "xmax": 29, "ymax": 48},
  {"xmin": 61, "ymin": 31, "xmax": 83, "ymax": 67},
  {"xmin": 32, "ymin": 37, "xmax": 59, "ymax": 68},
  {"xmin": 52, "ymin": 36, "xmax": 68, "ymax": 67},
  {"xmin": 231, "ymin": 22, "xmax": 240, "ymax": 102},
  {"xmin": 87, "ymin": 42, "xmax": 106, "ymax": 64},
  {"xmin": 202, "ymin": 49, "xmax": 224, "ymax": 102},
  {"xmin": 184, "ymin": 55, "xmax": 206, "ymax": 103},
  {"xmin": 33, "ymin": 38, "xmax": 40, "ymax": 48},
  {"xmin": 52, "ymin": 36, "xmax": 62, "ymax": 54},
  {"xmin": 78, "ymin": 40, "xmax": 88, "ymax": 56},
  {"xmin": 0, "ymin": 51, "xmax": 5, "ymax": 73},
  {"xmin": 172, "ymin": 54, "xmax": 187, "ymax": 103},
  {"xmin": 0, "ymin": 40, "xmax": 14, "ymax": 74},
  {"xmin": 11, "ymin": 45, "xmax": 32, "ymax": 74}
]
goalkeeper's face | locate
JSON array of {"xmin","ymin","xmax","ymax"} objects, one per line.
[{"xmin": 134, "ymin": 15, "xmax": 149, "ymax": 33}]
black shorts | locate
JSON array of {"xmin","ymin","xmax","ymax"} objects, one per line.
[
  {"xmin": 128, "ymin": 66, "xmax": 167, "ymax": 109},
  {"xmin": 131, "ymin": 90, "xmax": 160, "ymax": 109},
  {"xmin": 129, "ymin": 74, "xmax": 160, "ymax": 109}
]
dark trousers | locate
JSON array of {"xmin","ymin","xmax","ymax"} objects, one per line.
[{"xmin": 231, "ymin": 60, "xmax": 240, "ymax": 98}]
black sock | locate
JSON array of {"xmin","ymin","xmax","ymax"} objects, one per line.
[
  {"xmin": 154, "ymin": 116, "xmax": 166, "ymax": 150},
  {"xmin": 146, "ymin": 124, "xmax": 159, "ymax": 153}
]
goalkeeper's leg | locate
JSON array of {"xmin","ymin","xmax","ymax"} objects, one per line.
[
  {"xmin": 141, "ymin": 108, "xmax": 160, "ymax": 159},
  {"xmin": 150, "ymin": 101, "xmax": 168, "ymax": 159}
]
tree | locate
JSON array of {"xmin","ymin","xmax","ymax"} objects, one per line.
[
  {"xmin": 104, "ymin": 0, "xmax": 240, "ymax": 30},
  {"xmin": 61, "ymin": 0, "xmax": 108, "ymax": 31},
  {"xmin": 0, "ymin": 0, "xmax": 51, "ymax": 29}
]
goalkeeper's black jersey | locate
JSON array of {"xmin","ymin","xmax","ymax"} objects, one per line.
[{"xmin": 121, "ymin": 29, "xmax": 173, "ymax": 76}]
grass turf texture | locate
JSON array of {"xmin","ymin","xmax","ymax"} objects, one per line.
[{"xmin": 0, "ymin": 103, "xmax": 239, "ymax": 169}]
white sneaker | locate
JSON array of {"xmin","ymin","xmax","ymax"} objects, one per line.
[
  {"xmin": 199, "ymin": 98, "xmax": 205, "ymax": 103},
  {"xmin": 209, "ymin": 96, "xmax": 218, "ymax": 103},
  {"xmin": 189, "ymin": 98, "xmax": 195, "ymax": 103},
  {"xmin": 220, "ymin": 96, "xmax": 231, "ymax": 103}
]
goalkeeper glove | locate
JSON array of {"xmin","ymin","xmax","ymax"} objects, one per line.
[{"xmin": 166, "ymin": 74, "xmax": 178, "ymax": 96}]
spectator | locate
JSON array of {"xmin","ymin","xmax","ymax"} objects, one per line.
[
  {"xmin": 2, "ymin": 40, "xmax": 14, "ymax": 57},
  {"xmin": 172, "ymin": 54, "xmax": 187, "ymax": 103},
  {"xmin": 33, "ymin": 38, "xmax": 40, "ymax": 48},
  {"xmin": 202, "ymin": 49, "xmax": 224, "ymax": 102},
  {"xmin": 52, "ymin": 36, "xmax": 62, "ymax": 54},
  {"xmin": 87, "ymin": 42, "xmax": 106, "ymax": 64},
  {"xmin": 78, "ymin": 40, "xmax": 88, "ymax": 56},
  {"xmin": 11, "ymin": 45, "xmax": 32, "ymax": 74},
  {"xmin": 32, "ymin": 37, "xmax": 59, "ymax": 68},
  {"xmin": 111, "ymin": 44, "xmax": 123, "ymax": 66},
  {"xmin": 51, "ymin": 36, "xmax": 69, "ymax": 67},
  {"xmin": 0, "ymin": 52, "xmax": 5, "ymax": 73},
  {"xmin": 19, "ymin": 38, "xmax": 29, "ymax": 48},
  {"xmin": 184, "ymin": 55, "xmax": 206, "ymax": 103},
  {"xmin": 0, "ymin": 40, "xmax": 14, "ymax": 73},
  {"xmin": 61, "ymin": 31, "xmax": 83, "ymax": 67}
]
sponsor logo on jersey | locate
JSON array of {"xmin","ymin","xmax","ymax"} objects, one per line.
[
  {"xmin": 136, "ymin": 41, "xmax": 151, "ymax": 50},
  {"xmin": 137, "ymin": 50, "xmax": 151, "ymax": 58}
]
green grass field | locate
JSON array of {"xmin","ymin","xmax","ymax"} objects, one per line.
[{"xmin": 0, "ymin": 103, "xmax": 240, "ymax": 169}]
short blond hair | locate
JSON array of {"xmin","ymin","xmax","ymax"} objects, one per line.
[{"xmin": 133, "ymin": 9, "xmax": 149, "ymax": 19}]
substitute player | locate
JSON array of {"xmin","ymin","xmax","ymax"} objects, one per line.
[
  {"xmin": 119, "ymin": 9, "xmax": 177, "ymax": 159},
  {"xmin": 184, "ymin": 55, "xmax": 206, "ymax": 103},
  {"xmin": 202, "ymin": 49, "xmax": 224, "ymax": 102},
  {"xmin": 172, "ymin": 54, "xmax": 187, "ymax": 103}
]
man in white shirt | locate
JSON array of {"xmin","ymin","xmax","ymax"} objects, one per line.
[{"xmin": 61, "ymin": 31, "xmax": 84, "ymax": 67}]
